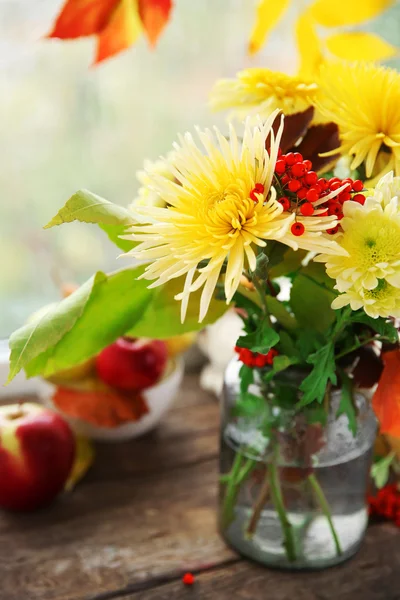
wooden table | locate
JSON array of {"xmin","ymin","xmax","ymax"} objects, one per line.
[{"xmin": 1, "ymin": 374, "xmax": 400, "ymax": 600}]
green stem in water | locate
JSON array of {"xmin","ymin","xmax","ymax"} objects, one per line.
[
  {"xmin": 308, "ymin": 473, "xmax": 342, "ymax": 557},
  {"xmin": 268, "ymin": 460, "xmax": 297, "ymax": 562},
  {"xmin": 221, "ymin": 453, "xmax": 255, "ymax": 529}
]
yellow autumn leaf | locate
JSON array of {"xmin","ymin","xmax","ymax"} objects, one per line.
[
  {"xmin": 296, "ymin": 12, "xmax": 324, "ymax": 78},
  {"xmin": 248, "ymin": 0, "xmax": 290, "ymax": 55},
  {"xmin": 65, "ymin": 435, "xmax": 95, "ymax": 492},
  {"xmin": 326, "ymin": 32, "xmax": 399, "ymax": 61},
  {"xmin": 310, "ymin": 0, "xmax": 393, "ymax": 28}
]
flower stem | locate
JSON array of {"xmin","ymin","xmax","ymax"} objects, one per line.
[
  {"xmin": 221, "ymin": 452, "xmax": 255, "ymax": 529},
  {"xmin": 246, "ymin": 469, "xmax": 270, "ymax": 537},
  {"xmin": 308, "ymin": 473, "xmax": 342, "ymax": 557},
  {"xmin": 268, "ymin": 460, "xmax": 297, "ymax": 562}
]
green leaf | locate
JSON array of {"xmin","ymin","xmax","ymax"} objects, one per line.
[
  {"xmin": 337, "ymin": 370, "xmax": 357, "ymax": 436},
  {"xmin": 298, "ymin": 342, "xmax": 337, "ymax": 406},
  {"xmin": 45, "ymin": 189, "xmax": 134, "ymax": 229},
  {"xmin": 236, "ymin": 319, "xmax": 280, "ymax": 354},
  {"xmin": 232, "ymin": 392, "xmax": 268, "ymax": 419},
  {"xmin": 44, "ymin": 189, "xmax": 136, "ymax": 251},
  {"xmin": 269, "ymin": 245, "xmax": 307, "ymax": 279},
  {"xmin": 351, "ymin": 313, "xmax": 398, "ymax": 344},
  {"xmin": 127, "ymin": 276, "xmax": 228, "ymax": 339},
  {"xmin": 290, "ymin": 263, "xmax": 336, "ymax": 333},
  {"xmin": 263, "ymin": 354, "xmax": 299, "ymax": 383},
  {"xmin": 7, "ymin": 273, "xmax": 103, "ymax": 382},
  {"xmin": 239, "ymin": 364, "xmax": 254, "ymax": 394},
  {"xmin": 9, "ymin": 267, "xmax": 153, "ymax": 381},
  {"xmin": 265, "ymin": 296, "xmax": 297, "ymax": 330},
  {"xmin": 232, "ymin": 289, "xmax": 262, "ymax": 317},
  {"xmin": 371, "ymin": 452, "xmax": 396, "ymax": 489}
]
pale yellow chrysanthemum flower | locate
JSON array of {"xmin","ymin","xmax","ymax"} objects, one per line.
[
  {"xmin": 315, "ymin": 172, "xmax": 400, "ymax": 318},
  {"xmin": 129, "ymin": 152, "xmax": 176, "ymax": 210},
  {"xmin": 209, "ymin": 68, "xmax": 318, "ymax": 122},
  {"xmin": 127, "ymin": 112, "xmax": 340, "ymax": 322},
  {"xmin": 317, "ymin": 62, "xmax": 400, "ymax": 181}
]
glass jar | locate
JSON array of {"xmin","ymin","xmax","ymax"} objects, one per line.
[{"xmin": 219, "ymin": 358, "xmax": 377, "ymax": 570}]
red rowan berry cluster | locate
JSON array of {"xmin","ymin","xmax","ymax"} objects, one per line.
[
  {"xmin": 273, "ymin": 150, "xmax": 365, "ymax": 237},
  {"xmin": 235, "ymin": 346, "xmax": 279, "ymax": 368},
  {"xmin": 368, "ymin": 484, "xmax": 400, "ymax": 527}
]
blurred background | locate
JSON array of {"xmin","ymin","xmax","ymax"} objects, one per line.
[{"xmin": 0, "ymin": 0, "xmax": 400, "ymax": 338}]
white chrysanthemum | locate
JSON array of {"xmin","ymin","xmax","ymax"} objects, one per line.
[
  {"xmin": 129, "ymin": 153, "xmax": 176, "ymax": 210},
  {"xmin": 315, "ymin": 172, "xmax": 400, "ymax": 318},
  {"xmin": 126, "ymin": 112, "xmax": 341, "ymax": 322}
]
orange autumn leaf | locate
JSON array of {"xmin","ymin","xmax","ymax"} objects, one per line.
[
  {"xmin": 48, "ymin": 0, "xmax": 173, "ymax": 63},
  {"xmin": 373, "ymin": 349, "xmax": 400, "ymax": 437},
  {"xmin": 138, "ymin": 0, "xmax": 173, "ymax": 47},
  {"xmin": 53, "ymin": 385, "xmax": 149, "ymax": 428}
]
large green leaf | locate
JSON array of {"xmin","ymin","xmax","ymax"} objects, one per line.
[
  {"xmin": 44, "ymin": 189, "xmax": 136, "ymax": 251},
  {"xmin": 290, "ymin": 262, "xmax": 336, "ymax": 333},
  {"xmin": 298, "ymin": 342, "xmax": 337, "ymax": 406},
  {"xmin": 236, "ymin": 319, "xmax": 280, "ymax": 354},
  {"xmin": 127, "ymin": 276, "xmax": 228, "ymax": 339},
  {"xmin": 265, "ymin": 296, "xmax": 297, "ymax": 330},
  {"xmin": 8, "ymin": 267, "xmax": 153, "ymax": 381}
]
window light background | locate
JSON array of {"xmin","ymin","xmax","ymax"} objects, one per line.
[{"xmin": 0, "ymin": 0, "xmax": 399, "ymax": 337}]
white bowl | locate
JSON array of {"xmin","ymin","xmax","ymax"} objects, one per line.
[{"xmin": 36, "ymin": 358, "xmax": 184, "ymax": 442}]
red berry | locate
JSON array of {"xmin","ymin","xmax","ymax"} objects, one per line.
[
  {"xmin": 266, "ymin": 348, "xmax": 279, "ymax": 365},
  {"xmin": 291, "ymin": 222, "xmax": 305, "ymax": 236},
  {"xmin": 297, "ymin": 187, "xmax": 308, "ymax": 200},
  {"xmin": 285, "ymin": 152, "xmax": 296, "ymax": 166},
  {"xmin": 329, "ymin": 181, "xmax": 342, "ymax": 192},
  {"xmin": 288, "ymin": 179, "xmax": 301, "ymax": 192},
  {"xmin": 338, "ymin": 191, "xmax": 351, "ymax": 204},
  {"xmin": 291, "ymin": 163, "xmax": 307, "ymax": 178},
  {"xmin": 300, "ymin": 202, "xmax": 314, "ymax": 216},
  {"xmin": 319, "ymin": 210, "xmax": 329, "ymax": 217},
  {"xmin": 317, "ymin": 178, "xmax": 329, "ymax": 191},
  {"xmin": 303, "ymin": 159, "xmax": 312, "ymax": 170},
  {"xmin": 255, "ymin": 183, "xmax": 265, "ymax": 193},
  {"xmin": 304, "ymin": 171, "xmax": 318, "ymax": 186},
  {"xmin": 328, "ymin": 177, "xmax": 340, "ymax": 187},
  {"xmin": 353, "ymin": 193, "xmax": 366, "ymax": 205},
  {"xmin": 327, "ymin": 226, "xmax": 339, "ymax": 235},
  {"xmin": 352, "ymin": 179, "xmax": 364, "ymax": 192},
  {"xmin": 275, "ymin": 159, "xmax": 286, "ymax": 175},
  {"xmin": 327, "ymin": 201, "xmax": 343, "ymax": 217},
  {"xmin": 278, "ymin": 196, "xmax": 291, "ymax": 211},
  {"xmin": 182, "ymin": 573, "xmax": 195, "ymax": 586},
  {"xmin": 342, "ymin": 182, "xmax": 352, "ymax": 192},
  {"xmin": 306, "ymin": 187, "xmax": 319, "ymax": 202},
  {"xmin": 293, "ymin": 152, "xmax": 303, "ymax": 163},
  {"xmin": 281, "ymin": 174, "xmax": 289, "ymax": 185}
]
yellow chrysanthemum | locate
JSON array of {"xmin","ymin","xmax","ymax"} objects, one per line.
[
  {"xmin": 129, "ymin": 153, "xmax": 176, "ymax": 210},
  {"xmin": 209, "ymin": 68, "xmax": 318, "ymax": 122},
  {"xmin": 315, "ymin": 172, "xmax": 400, "ymax": 318},
  {"xmin": 127, "ymin": 112, "xmax": 340, "ymax": 322},
  {"xmin": 317, "ymin": 62, "xmax": 400, "ymax": 181}
]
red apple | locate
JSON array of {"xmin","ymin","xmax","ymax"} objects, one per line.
[
  {"xmin": 0, "ymin": 403, "xmax": 75, "ymax": 511},
  {"xmin": 95, "ymin": 337, "xmax": 168, "ymax": 391}
]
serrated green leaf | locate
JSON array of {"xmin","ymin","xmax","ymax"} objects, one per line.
[
  {"xmin": 45, "ymin": 190, "xmax": 134, "ymax": 229},
  {"xmin": 127, "ymin": 276, "xmax": 227, "ymax": 339},
  {"xmin": 298, "ymin": 342, "xmax": 337, "ymax": 406},
  {"xmin": 371, "ymin": 452, "xmax": 396, "ymax": 489},
  {"xmin": 337, "ymin": 370, "xmax": 357, "ymax": 436},
  {"xmin": 20, "ymin": 267, "xmax": 154, "ymax": 380},
  {"xmin": 239, "ymin": 364, "xmax": 254, "ymax": 394},
  {"xmin": 290, "ymin": 263, "xmax": 336, "ymax": 333},
  {"xmin": 236, "ymin": 319, "xmax": 279, "ymax": 354},
  {"xmin": 351, "ymin": 313, "xmax": 398, "ymax": 344}
]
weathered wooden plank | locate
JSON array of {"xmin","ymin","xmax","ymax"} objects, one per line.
[{"xmin": 117, "ymin": 524, "xmax": 400, "ymax": 600}]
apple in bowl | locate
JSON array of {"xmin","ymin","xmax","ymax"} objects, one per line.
[{"xmin": 0, "ymin": 403, "xmax": 75, "ymax": 511}]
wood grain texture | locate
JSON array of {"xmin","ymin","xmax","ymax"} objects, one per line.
[{"xmin": 0, "ymin": 375, "xmax": 399, "ymax": 600}]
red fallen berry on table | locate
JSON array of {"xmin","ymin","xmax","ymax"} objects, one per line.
[
  {"xmin": 0, "ymin": 403, "xmax": 75, "ymax": 511},
  {"xmin": 96, "ymin": 337, "xmax": 168, "ymax": 391},
  {"xmin": 182, "ymin": 572, "xmax": 195, "ymax": 585},
  {"xmin": 291, "ymin": 222, "xmax": 305, "ymax": 236},
  {"xmin": 300, "ymin": 202, "xmax": 314, "ymax": 216}
]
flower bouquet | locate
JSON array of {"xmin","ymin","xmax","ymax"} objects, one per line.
[{"xmin": 7, "ymin": 60, "xmax": 400, "ymax": 568}]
